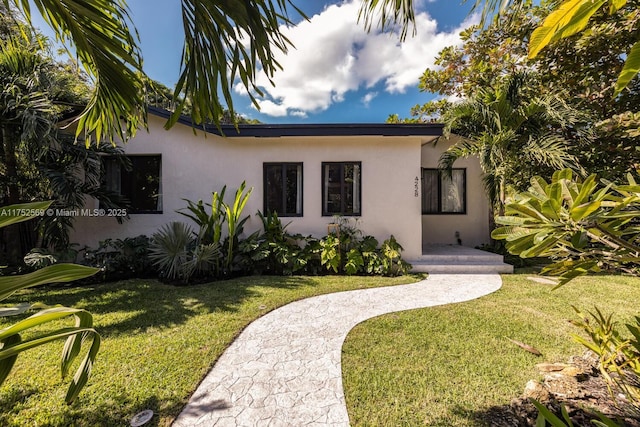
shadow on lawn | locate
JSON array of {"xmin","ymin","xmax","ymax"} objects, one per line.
[
  {"xmin": 418, "ymin": 404, "xmax": 513, "ymax": 426},
  {"xmin": 0, "ymin": 393, "xmax": 170, "ymax": 427},
  {"xmin": 8, "ymin": 276, "xmax": 317, "ymax": 338}
]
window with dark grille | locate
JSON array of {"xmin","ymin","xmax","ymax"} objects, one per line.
[
  {"xmin": 322, "ymin": 162, "xmax": 361, "ymax": 216},
  {"xmin": 263, "ymin": 163, "xmax": 303, "ymax": 216},
  {"xmin": 104, "ymin": 155, "xmax": 162, "ymax": 213},
  {"xmin": 422, "ymin": 168, "xmax": 466, "ymax": 214}
]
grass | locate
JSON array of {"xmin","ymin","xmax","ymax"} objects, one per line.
[
  {"xmin": 3, "ymin": 272, "xmax": 639, "ymax": 426},
  {"xmin": 341, "ymin": 273, "xmax": 640, "ymax": 426},
  {"xmin": 0, "ymin": 274, "xmax": 420, "ymax": 426}
]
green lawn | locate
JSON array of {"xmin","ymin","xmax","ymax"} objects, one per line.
[
  {"xmin": 2, "ymin": 273, "xmax": 639, "ymax": 426},
  {"xmin": 342, "ymin": 273, "xmax": 640, "ymax": 426},
  {"xmin": 0, "ymin": 275, "xmax": 419, "ymax": 426}
]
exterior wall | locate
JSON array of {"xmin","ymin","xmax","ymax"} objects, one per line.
[
  {"xmin": 71, "ymin": 115, "xmax": 426, "ymax": 259},
  {"xmin": 421, "ymin": 137, "xmax": 491, "ymax": 248}
]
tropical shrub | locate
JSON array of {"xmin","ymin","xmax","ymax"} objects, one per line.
[
  {"xmin": 492, "ymin": 169, "xmax": 640, "ymax": 286},
  {"xmin": 320, "ymin": 234, "xmax": 342, "ymax": 273},
  {"xmin": 224, "ymin": 182, "xmax": 253, "ymax": 271},
  {"xmin": 178, "ymin": 187, "xmax": 226, "ymax": 246},
  {"xmin": 491, "ymin": 170, "xmax": 640, "ymax": 425},
  {"xmin": 82, "ymin": 235, "xmax": 152, "ymax": 281},
  {"xmin": 238, "ymin": 211, "xmax": 314, "ymax": 275},
  {"xmin": 531, "ymin": 307, "xmax": 640, "ymax": 427},
  {"xmin": 178, "ymin": 181, "xmax": 252, "ymax": 276},
  {"xmin": 571, "ymin": 307, "xmax": 640, "ymax": 411},
  {"xmin": 148, "ymin": 222, "xmax": 222, "ymax": 284},
  {"xmin": 0, "ymin": 201, "xmax": 100, "ymax": 403},
  {"xmin": 319, "ymin": 218, "xmax": 411, "ymax": 276},
  {"xmin": 380, "ymin": 235, "xmax": 412, "ymax": 276}
]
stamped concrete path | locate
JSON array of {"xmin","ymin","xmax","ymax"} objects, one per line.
[{"xmin": 173, "ymin": 274, "xmax": 502, "ymax": 427}]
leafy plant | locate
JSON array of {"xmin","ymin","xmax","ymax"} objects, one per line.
[
  {"xmin": 148, "ymin": 222, "xmax": 221, "ymax": 283},
  {"xmin": 492, "ymin": 169, "xmax": 640, "ymax": 286},
  {"xmin": 380, "ymin": 235, "xmax": 412, "ymax": 276},
  {"xmin": 532, "ymin": 307, "xmax": 640, "ymax": 426},
  {"xmin": 239, "ymin": 211, "xmax": 312, "ymax": 275},
  {"xmin": 179, "ymin": 182, "xmax": 252, "ymax": 275},
  {"xmin": 530, "ymin": 398, "xmax": 620, "ymax": 427},
  {"xmin": 360, "ymin": 235, "xmax": 383, "ymax": 275},
  {"xmin": 224, "ymin": 181, "xmax": 253, "ymax": 271},
  {"xmin": 0, "ymin": 201, "xmax": 100, "ymax": 403},
  {"xmin": 319, "ymin": 219, "xmax": 411, "ymax": 276},
  {"xmin": 344, "ymin": 248, "xmax": 364, "ymax": 275},
  {"xmin": 571, "ymin": 307, "xmax": 640, "ymax": 410},
  {"xmin": 82, "ymin": 235, "xmax": 152, "ymax": 281},
  {"xmin": 320, "ymin": 234, "xmax": 341, "ymax": 273},
  {"xmin": 178, "ymin": 186, "xmax": 226, "ymax": 246}
]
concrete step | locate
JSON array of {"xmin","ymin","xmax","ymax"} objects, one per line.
[
  {"xmin": 416, "ymin": 253, "xmax": 505, "ymax": 263},
  {"xmin": 408, "ymin": 261, "xmax": 514, "ymax": 274},
  {"xmin": 410, "ymin": 245, "xmax": 514, "ymax": 274}
]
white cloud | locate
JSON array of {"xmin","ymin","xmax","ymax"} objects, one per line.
[
  {"xmin": 241, "ymin": 0, "xmax": 478, "ymax": 118},
  {"xmin": 361, "ymin": 91, "xmax": 378, "ymax": 107}
]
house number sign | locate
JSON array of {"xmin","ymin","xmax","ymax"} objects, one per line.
[{"xmin": 414, "ymin": 177, "xmax": 419, "ymax": 197}]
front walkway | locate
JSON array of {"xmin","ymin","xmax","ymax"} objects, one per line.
[{"xmin": 173, "ymin": 274, "xmax": 502, "ymax": 426}]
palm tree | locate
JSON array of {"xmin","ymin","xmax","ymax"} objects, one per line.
[
  {"xmin": 0, "ymin": 32, "xmax": 59, "ymax": 263},
  {"xmin": 0, "ymin": 19, "xmax": 127, "ymax": 262},
  {"xmin": 439, "ymin": 71, "xmax": 586, "ymax": 215},
  {"xmin": 4, "ymin": 0, "xmax": 417, "ymax": 144}
]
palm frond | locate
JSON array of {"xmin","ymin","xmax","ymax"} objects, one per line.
[
  {"xmin": 358, "ymin": 0, "xmax": 416, "ymax": 41},
  {"xmin": 524, "ymin": 134, "xmax": 583, "ymax": 173},
  {"xmin": 8, "ymin": 0, "xmax": 146, "ymax": 145},
  {"xmin": 168, "ymin": 0, "xmax": 304, "ymax": 130},
  {"xmin": 438, "ymin": 137, "xmax": 481, "ymax": 171}
]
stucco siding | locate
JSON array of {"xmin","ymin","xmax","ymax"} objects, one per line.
[
  {"xmin": 420, "ymin": 138, "xmax": 491, "ymax": 248},
  {"xmin": 71, "ymin": 116, "xmax": 426, "ymax": 258}
]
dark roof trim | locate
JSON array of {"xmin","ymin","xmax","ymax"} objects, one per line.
[{"xmin": 148, "ymin": 106, "xmax": 443, "ymax": 137}]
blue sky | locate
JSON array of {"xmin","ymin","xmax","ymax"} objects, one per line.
[{"xmin": 32, "ymin": 0, "xmax": 476, "ymax": 123}]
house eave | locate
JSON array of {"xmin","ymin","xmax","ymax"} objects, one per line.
[{"xmin": 148, "ymin": 106, "xmax": 443, "ymax": 138}]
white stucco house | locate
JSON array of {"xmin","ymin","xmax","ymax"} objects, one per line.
[{"xmin": 70, "ymin": 107, "xmax": 512, "ymax": 273}]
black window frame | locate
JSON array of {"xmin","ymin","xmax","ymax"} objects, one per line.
[
  {"xmin": 421, "ymin": 168, "xmax": 466, "ymax": 215},
  {"xmin": 263, "ymin": 162, "xmax": 304, "ymax": 217},
  {"xmin": 321, "ymin": 161, "xmax": 362, "ymax": 217},
  {"xmin": 103, "ymin": 155, "xmax": 163, "ymax": 214}
]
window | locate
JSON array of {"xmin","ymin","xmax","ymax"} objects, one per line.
[
  {"xmin": 422, "ymin": 168, "xmax": 466, "ymax": 214},
  {"xmin": 263, "ymin": 163, "xmax": 303, "ymax": 216},
  {"xmin": 104, "ymin": 155, "xmax": 162, "ymax": 213},
  {"xmin": 322, "ymin": 162, "xmax": 361, "ymax": 216}
]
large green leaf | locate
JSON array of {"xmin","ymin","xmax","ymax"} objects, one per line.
[
  {"xmin": 570, "ymin": 200, "xmax": 602, "ymax": 221},
  {"xmin": 528, "ymin": 0, "xmax": 606, "ymax": 58},
  {"xmin": 491, "ymin": 225, "xmax": 538, "ymax": 241},
  {"xmin": 541, "ymin": 196, "xmax": 561, "ymax": 220},
  {"xmin": 494, "ymin": 216, "xmax": 528, "ymax": 226},
  {"xmin": 0, "ymin": 306, "xmax": 88, "ymax": 340},
  {"xmin": 520, "ymin": 234, "xmax": 560, "ymax": 258},
  {"xmin": 0, "ymin": 334, "xmax": 21, "ymax": 384},
  {"xmin": 0, "ymin": 306, "xmax": 100, "ymax": 403},
  {"xmin": 0, "ymin": 264, "xmax": 99, "ymax": 302},
  {"xmin": 0, "ymin": 324, "xmax": 100, "ymax": 403},
  {"xmin": 65, "ymin": 331, "xmax": 100, "ymax": 403},
  {"xmin": 608, "ymin": 0, "xmax": 627, "ymax": 14},
  {"xmin": 504, "ymin": 202, "xmax": 547, "ymax": 221},
  {"xmin": 614, "ymin": 40, "xmax": 640, "ymax": 96},
  {"xmin": 572, "ymin": 174, "xmax": 598, "ymax": 207},
  {"xmin": 0, "ymin": 201, "xmax": 52, "ymax": 228}
]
